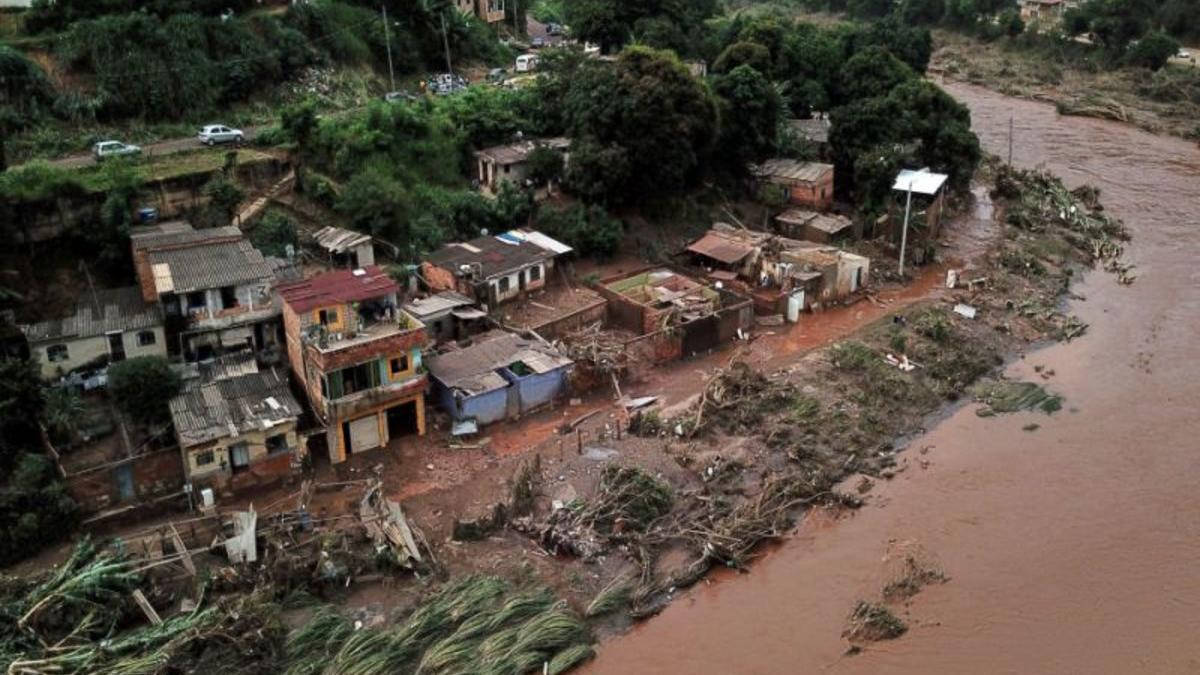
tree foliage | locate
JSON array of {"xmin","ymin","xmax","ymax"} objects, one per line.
[
  {"xmin": 107, "ymin": 356, "xmax": 181, "ymax": 427},
  {"xmin": 0, "ymin": 453, "xmax": 79, "ymax": 566},
  {"xmin": 564, "ymin": 0, "xmax": 719, "ymax": 55},
  {"xmin": 536, "ymin": 204, "xmax": 623, "ymax": 260},
  {"xmin": 713, "ymin": 65, "xmax": 782, "ymax": 172}
]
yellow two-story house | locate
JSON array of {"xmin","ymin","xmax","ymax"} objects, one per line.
[{"xmin": 278, "ymin": 266, "xmax": 429, "ymax": 464}]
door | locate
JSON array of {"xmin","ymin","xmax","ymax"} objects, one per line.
[
  {"xmin": 230, "ymin": 444, "xmax": 251, "ymax": 474},
  {"xmin": 786, "ymin": 290, "xmax": 805, "ymax": 323},
  {"xmin": 114, "ymin": 464, "xmax": 135, "ymax": 501},
  {"xmin": 348, "ymin": 415, "xmax": 382, "ymax": 454},
  {"xmin": 107, "ymin": 332, "xmax": 126, "ymax": 362}
]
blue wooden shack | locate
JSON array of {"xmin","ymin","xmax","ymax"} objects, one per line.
[{"xmin": 425, "ymin": 331, "xmax": 574, "ymax": 428}]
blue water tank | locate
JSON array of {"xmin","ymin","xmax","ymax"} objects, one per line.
[{"xmin": 137, "ymin": 207, "xmax": 159, "ymax": 224}]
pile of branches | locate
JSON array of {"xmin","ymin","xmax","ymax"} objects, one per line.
[
  {"xmin": 680, "ymin": 471, "xmax": 838, "ymax": 573},
  {"xmin": 1, "ymin": 540, "xmax": 285, "ymax": 674},
  {"xmin": 513, "ymin": 466, "xmax": 673, "ymax": 561},
  {"xmin": 557, "ymin": 323, "xmax": 628, "ymax": 375},
  {"xmin": 993, "ymin": 165, "xmax": 1135, "ymax": 284},
  {"xmin": 684, "ymin": 361, "xmax": 796, "ymax": 438},
  {"xmin": 284, "ymin": 576, "xmax": 594, "ymax": 675}
]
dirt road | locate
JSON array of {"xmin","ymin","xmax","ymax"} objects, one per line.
[
  {"xmin": 586, "ymin": 83, "xmax": 1200, "ymax": 674},
  {"xmin": 43, "ymin": 125, "xmax": 268, "ymax": 169}
]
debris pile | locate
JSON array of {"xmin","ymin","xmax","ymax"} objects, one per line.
[
  {"xmin": 283, "ymin": 576, "xmax": 594, "ymax": 675},
  {"xmin": 684, "ymin": 361, "xmax": 795, "ymax": 437},
  {"xmin": 843, "ymin": 601, "xmax": 908, "ymax": 642},
  {"xmin": 973, "ymin": 379, "xmax": 1063, "ymax": 416}
]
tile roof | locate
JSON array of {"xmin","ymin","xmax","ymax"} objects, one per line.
[
  {"xmin": 169, "ymin": 369, "xmax": 303, "ymax": 447},
  {"xmin": 23, "ymin": 286, "xmax": 162, "ymax": 343},
  {"xmin": 426, "ymin": 330, "xmax": 572, "ymax": 396},
  {"xmin": 425, "ymin": 234, "xmax": 558, "ymax": 280},
  {"xmin": 276, "ymin": 265, "xmax": 399, "ymax": 313}
]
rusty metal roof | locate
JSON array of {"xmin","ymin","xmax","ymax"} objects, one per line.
[
  {"xmin": 686, "ymin": 230, "xmax": 757, "ymax": 265},
  {"xmin": 277, "ymin": 266, "xmax": 399, "ymax": 313},
  {"xmin": 752, "ymin": 159, "xmax": 834, "ymax": 184}
]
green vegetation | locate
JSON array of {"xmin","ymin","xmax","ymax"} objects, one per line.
[
  {"xmin": 250, "ymin": 210, "xmax": 301, "ymax": 258},
  {"xmin": 107, "ymin": 356, "xmax": 182, "ymax": 427},
  {"xmin": 973, "ymin": 380, "xmax": 1064, "ymax": 416},
  {"xmin": 563, "ymin": 0, "xmax": 720, "ymax": 55},
  {"xmin": 284, "ymin": 576, "xmax": 592, "ymax": 675}
]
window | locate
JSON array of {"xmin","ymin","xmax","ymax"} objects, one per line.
[
  {"xmin": 47, "ymin": 344, "xmax": 69, "ymax": 363},
  {"xmin": 137, "ymin": 331, "xmax": 156, "ymax": 347},
  {"xmin": 390, "ymin": 354, "xmax": 410, "ymax": 375},
  {"xmin": 528, "ymin": 265, "xmax": 541, "ymax": 282},
  {"xmin": 220, "ymin": 286, "xmax": 239, "ymax": 309},
  {"xmin": 498, "ymin": 276, "xmax": 511, "ymax": 294},
  {"xmin": 186, "ymin": 291, "xmax": 206, "ymax": 311},
  {"xmin": 319, "ymin": 308, "xmax": 339, "ymax": 326},
  {"xmin": 195, "ymin": 450, "xmax": 215, "ymax": 466},
  {"xmin": 266, "ymin": 434, "xmax": 289, "ymax": 455}
]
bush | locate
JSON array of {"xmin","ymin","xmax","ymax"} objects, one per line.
[
  {"xmin": 1126, "ymin": 30, "xmax": 1180, "ymax": 71},
  {"xmin": 0, "ymin": 453, "xmax": 78, "ymax": 566},
  {"xmin": 108, "ymin": 356, "xmax": 181, "ymax": 427},
  {"xmin": 250, "ymin": 210, "xmax": 299, "ymax": 258},
  {"xmin": 535, "ymin": 203, "xmax": 623, "ymax": 260}
]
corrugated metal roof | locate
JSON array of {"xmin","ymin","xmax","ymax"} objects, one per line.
[
  {"xmin": 788, "ymin": 118, "xmax": 831, "ymax": 144},
  {"xmin": 277, "ymin": 266, "xmax": 399, "ymax": 313},
  {"xmin": 403, "ymin": 291, "xmax": 475, "ymax": 319},
  {"xmin": 170, "ymin": 369, "xmax": 302, "ymax": 447},
  {"xmin": 753, "ymin": 159, "xmax": 834, "ymax": 184},
  {"xmin": 425, "ymin": 234, "xmax": 557, "ymax": 280},
  {"xmin": 426, "ymin": 330, "xmax": 572, "ymax": 396},
  {"xmin": 502, "ymin": 229, "xmax": 573, "ymax": 256},
  {"xmin": 893, "ymin": 169, "xmax": 949, "ymax": 196},
  {"xmin": 131, "ymin": 223, "xmax": 242, "ymax": 252},
  {"xmin": 23, "ymin": 286, "xmax": 162, "ymax": 343},
  {"xmin": 775, "ymin": 208, "xmax": 852, "ymax": 235},
  {"xmin": 687, "ymin": 231, "xmax": 756, "ymax": 265},
  {"xmin": 147, "ymin": 239, "xmax": 273, "ymax": 293},
  {"xmin": 313, "ymin": 226, "xmax": 372, "ymax": 254}
]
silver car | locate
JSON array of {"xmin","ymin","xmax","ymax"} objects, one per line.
[
  {"xmin": 92, "ymin": 140, "xmax": 141, "ymax": 161},
  {"xmin": 198, "ymin": 124, "xmax": 244, "ymax": 146}
]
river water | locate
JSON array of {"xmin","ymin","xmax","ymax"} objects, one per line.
[{"xmin": 587, "ymin": 83, "xmax": 1200, "ymax": 674}]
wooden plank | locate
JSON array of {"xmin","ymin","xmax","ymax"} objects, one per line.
[
  {"xmin": 169, "ymin": 523, "xmax": 196, "ymax": 576},
  {"xmin": 132, "ymin": 589, "xmax": 162, "ymax": 626}
]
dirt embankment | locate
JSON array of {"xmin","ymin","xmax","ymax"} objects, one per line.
[
  {"xmin": 393, "ymin": 159, "xmax": 1134, "ymax": 644},
  {"xmin": 931, "ymin": 31, "xmax": 1200, "ymax": 141}
]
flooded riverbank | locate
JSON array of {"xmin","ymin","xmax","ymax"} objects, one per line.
[{"xmin": 587, "ymin": 83, "xmax": 1200, "ymax": 674}]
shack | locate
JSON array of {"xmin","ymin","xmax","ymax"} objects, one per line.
[
  {"xmin": 402, "ymin": 291, "xmax": 485, "ymax": 344},
  {"xmin": 475, "ymin": 137, "xmax": 570, "ymax": 195},
  {"xmin": 422, "ymin": 230, "xmax": 570, "ymax": 308},
  {"xmin": 686, "ymin": 225, "xmax": 870, "ymax": 318},
  {"xmin": 425, "ymin": 331, "xmax": 574, "ymax": 429},
  {"xmin": 752, "ymin": 159, "xmax": 835, "ymax": 211},
  {"xmin": 774, "ymin": 208, "xmax": 854, "ymax": 244},
  {"xmin": 313, "ymin": 226, "xmax": 375, "ymax": 269},
  {"xmin": 22, "ymin": 286, "xmax": 167, "ymax": 380},
  {"xmin": 886, "ymin": 168, "xmax": 949, "ymax": 264},
  {"xmin": 169, "ymin": 368, "xmax": 304, "ymax": 496},
  {"xmin": 786, "ymin": 117, "xmax": 832, "ymax": 159}
]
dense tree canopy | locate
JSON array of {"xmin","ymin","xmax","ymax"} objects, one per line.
[
  {"xmin": 565, "ymin": 0, "xmax": 719, "ymax": 54},
  {"xmin": 713, "ymin": 65, "xmax": 782, "ymax": 172}
]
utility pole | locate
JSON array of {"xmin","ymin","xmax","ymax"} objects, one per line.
[
  {"xmin": 1008, "ymin": 115, "xmax": 1014, "ymax": 166},
  {"xmin": 382, "ymin": 4, "xmax": 396, "ymax": 92},
  {"xmin": 440, "ymin": 11, "xmax": 454, "ymax": 74},
  {"xmin": 898, "ymin": 182, "xmax": 914, "ymax": 279}
]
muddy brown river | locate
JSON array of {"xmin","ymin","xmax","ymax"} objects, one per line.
[{"xmin": 587, "ymin": 83, "xmax": 1200, "ymax": 674}]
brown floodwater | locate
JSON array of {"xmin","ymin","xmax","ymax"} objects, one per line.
[{"xmin": 586, "ymin": 82, "xmax": 1200, "ymax": 674}]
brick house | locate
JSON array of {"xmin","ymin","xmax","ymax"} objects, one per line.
[
  {"xmin": 421, "ymin": 230, "xmax": 570, "ymax": 309},
  {"xmin": 277, "ymin": 266, "xmax": 429, "ymax": 464},
  {"xmin": 752, "ymin": 159, "xmax": 836, "ymax": 211}
]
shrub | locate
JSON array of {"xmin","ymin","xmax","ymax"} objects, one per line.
[
  {"xmin": 250, "ymin": 211, "xmax": 299, "ymax": 258},
  {"xmin": 107, "ymin": 356, "xmax": 181, "ymax": 427},
  {"xmin": 0, "ymin": 453, "xmax": 78, "ymax": 566},
  {"xmin": 535, "ymin": 203, "xmax": 622, "ymax": 260}
]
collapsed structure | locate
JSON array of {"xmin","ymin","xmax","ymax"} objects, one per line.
[{"xmin": 687, "ymin": 225, "xmax": 870, "ymax": 319}]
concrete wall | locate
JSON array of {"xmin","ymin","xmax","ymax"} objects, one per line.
[
  {"xmin": 504, "ymin": 367, "xmax": 568, "ymax": 415},
  {"xmin": 526, "ymin": 297, "xmax": 607, "ymax": 341},
  {"xmin": 31, "ymin": 325, "xmax": 167, "ymax": 379},
  {"xmin": 486, "ymin": 262, "xmax": 547, "ymax": 305},
  {"xmin": 433, "ymin": 366, "xmax": 569, "ymax": 426},
  {"xmin": 65, "ymin": 446, "xmax": 185, "ymax": 514},
  {"xmin": 183, "ymin": 424, "xmax": 299, "ymax": 484}
]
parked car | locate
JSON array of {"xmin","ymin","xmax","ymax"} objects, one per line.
[
  {"xmin": 546, "ymin": 23, "xmax": 563, "ymax": 36},
  {"xmin": 92, "ymin": 140, "xmax": 141, "ymax": 161},
  {"xmin": 515, "ymin": 54, "xmax": 540, "ymax": 73},
  {"xmin": 531, "ymin": 36, "xmax": 546, "ymax": 49},
  {"xmin": 197, "ymin": 124, "xmax": 244, "ymax": 146},
  {"xmin": 487, "ymin": 68, "xmax": 507, "ymax": 84}
]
